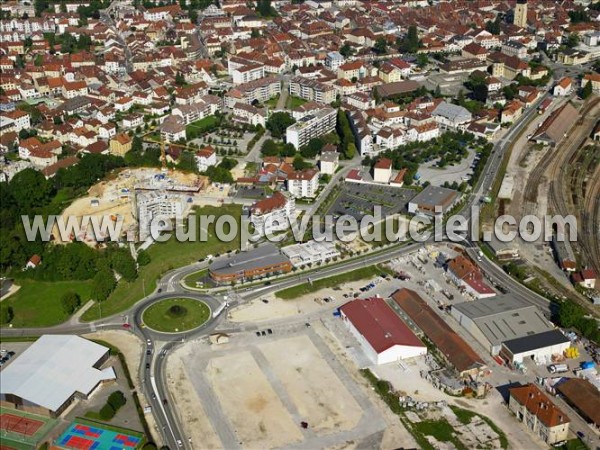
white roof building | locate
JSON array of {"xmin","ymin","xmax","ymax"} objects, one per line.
[{"xmin": 0, "ymin": 335, "xmax": 115, "ymax": 416}]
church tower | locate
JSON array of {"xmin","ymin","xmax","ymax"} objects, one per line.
[{"xmin": 513, "ymin": 0, "xmax": 528, "ymax": 28}]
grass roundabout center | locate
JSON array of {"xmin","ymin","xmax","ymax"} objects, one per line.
[{"xmin": 142, "ymin": 297, "xmax": 211, "ymax": 333}]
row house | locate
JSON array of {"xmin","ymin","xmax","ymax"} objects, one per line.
[
  {"xmin": 174, "ymin": 82, "xmax": 209, "ymax": 106},
  {"xmin": 18, "ymin": 137, "xmax": 61, "ymax": 161},
  {"xmin": 62, "ymin": 80, "xmax": 89, "ymax": 99},
  {"xmin": 1, "ymin": 110, "xmax": 30, "ymax": 132},
  {"xmin": 98, "ymin": 122, "xmax": 117, "ymax": 139},
  {"xmin": 70, "ymin": 127, "xmax": 98, "ymax": 148},
  {"xmin": 122, "ymin": 113, "xmax": 144, "ymax": 130}
]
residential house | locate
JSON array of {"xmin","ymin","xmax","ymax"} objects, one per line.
[
  {"xmin": 195, "ymin": 146, "xmax": 217, "ymax": 172},
  {"xmin": 508, "ymin": 384, "xmax": 570, "ymax": 446},
  {"xmin": 109, "ymin": 133, "xmax": 132, "ymax": 156}
]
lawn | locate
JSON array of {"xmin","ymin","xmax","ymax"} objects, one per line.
[
  {"xmin": 275, "ymin": 265, "xmax": 389, "ymax": 299},
  {"xmin": 186, "ymin": 115, "xmax": 220, "ymax": 140},
  {"xmin": 142, "ymin": 297, "xmax": 210, "ymax": 332},
  {"xmin": 413, "ymin": 419, "xmax": 468, "ymax": 450},
  {"xmin": 264, "ymin": 95, "xmax": 280, "ymax": 108},
  {"xmin": 182, "ymin": 269, "xmax": 208, "ymax": 287},
  {"xmin": 1, "ymin": 279, "xmax": 93, "ymax": 327},
  {"xmin": 286, "ymin": 95, "xmax": 307, "ymax": 109},
  {"xmin": 82, "ymin": 204, "xmax": 241, "ymax": 321}
]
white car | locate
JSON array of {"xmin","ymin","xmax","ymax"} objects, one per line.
[{"xmin": 176, "ymin": 440, "xmax": 183, "ymax": 447}]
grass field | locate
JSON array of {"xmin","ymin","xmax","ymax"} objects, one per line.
[
  {"xmin": 186, "ymin": 116, "xmax": 220, "ymax": 139},
  {"xmin": 142, "ymin": 298, "xmax": 210, "ymax": 332},
  {"xmin": 182, "ymin": 269, "xmax": 208, "ymax": 287},
  {"xmin": 286, "ymin": 95, "xmax": 307, "ymax": 109},
  {"xmin": 82, "ymin": 204, "xmax": 241, "ymax": 321},
  {"xmin": 1, "ymin": 279, "xmax": 93, "ymax": 327},
  {"xmin": 275, "ymin": 265, "xmax": 389, "ymax": 300}
]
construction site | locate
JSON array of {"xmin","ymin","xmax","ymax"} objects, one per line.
[{"xmin": 57, "ymin": 168, "xmax": 206, "ymax": 244}]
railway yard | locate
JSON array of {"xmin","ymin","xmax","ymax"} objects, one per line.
[{"xmin": 499, "ymin": 95, "xmax": 600, "ymax": 314}]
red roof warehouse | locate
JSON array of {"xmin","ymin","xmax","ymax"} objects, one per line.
[{"xmin": 339, "ymin": 297, "xmax": 427, "ymax": 365}]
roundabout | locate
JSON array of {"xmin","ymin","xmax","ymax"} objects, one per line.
[{"xmin": 141, "ymin": 297, "xmax": 211, "ymax": 333}]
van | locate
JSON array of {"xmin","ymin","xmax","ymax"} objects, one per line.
[{"xmin": 548, "ymin": 364, "xmax": 568, "ymax": 374}]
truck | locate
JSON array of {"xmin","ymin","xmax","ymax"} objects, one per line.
[
  {"xmin": 548, "ymin": 364, "xmax": 569, "ymax": 374},
  {"xmin": 442, "ymin": 290, "xmax": 454, "ymax": 300}
]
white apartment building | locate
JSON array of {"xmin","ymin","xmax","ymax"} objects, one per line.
[
  {"xmin": 195, "ymin": 147, "xmax": 217, "ymax": 172},
  {"xmin": 287, "ymin": 168, "xmax": 320, "ymax": 198},
  {"xmin": 286, "ymin": 107, "xmax": 337, "ymax": 149},
  {"xmin": 319, "ymin": 150, "xmax": 339, "ymax": 175},
  {"xmin": 135, "ymin": 190, "xmax": 186, "ymax": 241},
  {"xmin": 249, "ymin": 191, "xmax": 295, "ymax": 235},
  {"xmin": 232, "ymin": 64, "xmax": 265, "ymax": 85}
]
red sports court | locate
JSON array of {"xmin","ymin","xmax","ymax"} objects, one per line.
[{"xmin": 0, "ymin": 413, "xmax": 45, "ymax": 436}]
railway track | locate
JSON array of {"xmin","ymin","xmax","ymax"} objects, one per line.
[
  {"xmin": 546, "ymin": 99, "xmax": 600, "ymax": 274},
  {"xmin": 523, "ymin": 98, "xmax": 600, "ymax": 204}
]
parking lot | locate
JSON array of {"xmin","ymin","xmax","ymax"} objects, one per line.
[
  {"xmin": 0, "ymin": 341, "xmax": 31, "ymax": 370},
  {"xmin": 326, "ymin": 183, "xmax": 416, "ymax": 220}
]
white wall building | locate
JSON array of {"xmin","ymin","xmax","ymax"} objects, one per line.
[
  {"xmin": 339, "ymin": 298, "xmax": 427, "ymax": 365},
  {"xmin": 286, "ymin": 107, "xmax": 336, "ymax": 149},
  {"xmin": 282, "ymin": 240, "xmax": 340, "ymax": 267},
  {"xmin": 286, "ymin": 168, "xmax": 319, "ymax": 198},
  {"xmin": 249, "ymin": 191, "xmax": 295, "ymax": 235}
]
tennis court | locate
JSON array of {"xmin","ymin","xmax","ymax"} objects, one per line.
[
  {"xmin": 0, "ymin": 414, "xmax": 44, "ymax": 436},
  {"xmin": 56, "ymin": 421, "xmax": 143, "ymax": 450},
  {"xmin": 0, "ymin": 408, "xmax": 57, "ymax": 450}
]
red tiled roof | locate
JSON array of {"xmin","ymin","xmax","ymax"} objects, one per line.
[
  {"xmin": 391, "ymin": 288, "xmax": 484, "ymax": 374},
  {"xmin": 340, "ymin": 298, "xmax": 425, "ymax": 353},
  {"xmin": 510, "ymin": 384, "xmax": 570, "ymax": 429}
]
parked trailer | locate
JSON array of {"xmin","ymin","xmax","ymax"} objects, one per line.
[{"xmin": 548, "ymin": 364, "xmax": 569, "ymax": 374}]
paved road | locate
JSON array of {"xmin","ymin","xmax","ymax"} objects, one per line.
[{"xmin": 1, "ymin": 77, "xmax": 581, "ymax": 449}]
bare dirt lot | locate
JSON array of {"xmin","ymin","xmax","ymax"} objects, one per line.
[
  {"xmin": 259, "ymin": 335, "xmax": 362, "ymax": 433},
  {"xmin": 168, "ymin": 325, "xmax": 409, "ymax": 449}
]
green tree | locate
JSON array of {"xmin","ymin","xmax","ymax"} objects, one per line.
[
  {"xmin": 374, "ymin": 38, "xmax": 387, "ymax": 55},
  {"xmin": 137, "ymin": 249, "xmax": 151, "ymax": 266},
  {"xmin": 581, "ymin": 80, "xmax": 593, "ymax": 99},
  {"xmin": 107, "ymin": 391, "xmax": 127, "ymax": 410},
  {"xmin": 175, "ymin": 72, "xmax": 186, "ymax": 86},
  {"xmin": 0, "ymin": 306, "xmax": 14, "ymax": 324},
  {"xmin": 9, "ymin": 168, "xmax": 53, "ymax": 211},
  {"xmin": 300, "ymin": 137, "xmax": 324, "ymax": 158},
  {"xmin": 565, "ymin": 33, "xmax": 580, "ymax": 49},
  {"xmin": 339, "ymin": 43, "xmax": 354, "ymax": 57},
  {"xmin": 61, "ymin": 291, "xmax": 81, "ymax": 314},
  {"xmin": 92, "ymin": 267, "xmax": 116, "ymax": 302},
  {"xmin": 266, "ymin": 112, "xmax": 295, "ymax": 139},
  {"xmin": 398, "ymin": 25, "xmax": 419, "ymax": 53},
  {"xmin": 292, "ymin": 154, "xmax": 311, "ymax": 170},
  {"xmin": 416, "ymin": 53, "xmax": 428, "ymax": 69},
  {"xmin": 110, "ymin": 249, "xmax": 137, "ymax": 282},
  {"xmin": 99, "ymin": 403, "xmax": 115, "ymax": 420},
  {"xmin": 485, "ymin": 16, "xmax": 502, "ymax": 35}
]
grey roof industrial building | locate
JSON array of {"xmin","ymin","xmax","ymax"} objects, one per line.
[
  {"xmin": 451, "ymin": 295, "xmax": 553, "ymax": 354},
  {"xmin": 408, "ymin": 185, "xmax": 460, "ymax": 216},
  {"xmin": 0, "ymin": 335, "xmax": 115, "ymax": 417},
  {"xmin": 501, "ymin": 330, "xmax": 570, "ymax": 356}
]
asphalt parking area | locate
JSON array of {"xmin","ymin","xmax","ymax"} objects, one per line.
[{"xmin": 327, "ymin": 184, "xmax": 416, "ymax": 220}]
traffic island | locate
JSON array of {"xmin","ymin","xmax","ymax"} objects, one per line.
[{"xmin": 142, "ymin": 298, "xmax": 210, "ymax": 333}]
